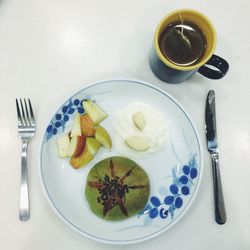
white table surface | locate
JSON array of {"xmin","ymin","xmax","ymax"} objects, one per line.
[{"xmin": 0, "ymin": 0, "xmax": 250, "ymax": 249}]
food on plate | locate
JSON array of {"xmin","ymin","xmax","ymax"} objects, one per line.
[
  {"xmin": 132, "ymin": 111, "xmax": 146, "ymax": 131},
  {"xmin": 85, "ymin": 156, "xmax": 150, "ymax": 221},
  {"xmin": 70, "ymin": 145, "xmax": 93, "ymax": 169},
  {"xmin": 70, "ymin": 112, "xmax": 81, "ymax": 137},
  {"xmin": 95, "ymin": 125, "xmax": 112, "ymax": 149},
  {"xmin": 86, "ymin": 137, "xmax": 101, "ymax": 155},
  {"xmin": 82, "ymin": 100, "xmax": 108, "ymax": 125},
  {"xmin": 80, "ymin": 114, "xmax": 96, "ymax": 136},
  {"xmin": 114, "ymin": 102, "xmax": 168, "ymax": 156},
  {"xmin": 56, "ymin": 133, "xmax": 70, "ymax": 158},
  {"xmin": 56, "ymin": 100, "xmax": 111, "ymax": 168},
  {"xmin": 67, "ymin": 136, "xmax": 86, "ymax": 157},
  {"xmin": 125, "ymin": 136, "xmax": 150, "ymax": 152}
]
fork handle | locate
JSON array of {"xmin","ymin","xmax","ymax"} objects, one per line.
[
  {"xmin": 20, "ymin": 141, "xmax": 30, "ymax": 221},
  {"xmin": 211, "ymin": 153, "xmax": 226, "ymax": 225}
]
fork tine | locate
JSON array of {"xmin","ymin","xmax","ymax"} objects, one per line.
[
  {"xmin": 24, "ymin": 99, "xmax": 31, "ymax": 126},
  {"xmin": 16, "ymin": 99, "xmax": 22, "ymax": 126},
  {"xmin": 28, "ymin": 99, "xmax": 35, "ymax": 126},
  {"xmin": 19, "ymin": 99, "xmax": 27, "ymax": 126}
]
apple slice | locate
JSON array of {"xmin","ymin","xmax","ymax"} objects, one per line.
[
  {"xmin": 70, "ymin": 112, "xmax": 81, "ymax": 137},
  {"xmin": 56, "ymin": 133, "xmax": 70, "ymax": 158},
  {"xmin": 125, "ymin": 136, "xmax": 150, "ymax": 151},
  {"xmin": 67, "ymin": 136, "xmax": 86, "ymax": 157},
  {"xmin": 86, "ymin": 137, "xmax": 101, "ymax": 155},
  {"xmin": 70, "ymin": 145, "xmax": 93, "ymax": 169},
  {"xmin": 80, "ymin": 114, "xmax": 96, "ymax": 136},
  {"xmin": 133, "ymin": 111, "xmax": 146, "ymax": 131},
  {"xmin": 82, "ymin": 100, "xmax": 107, "ymax": 125},
  {"xmin": 95, "ymin": 125, "xmax": 112, "ymax": 149}
]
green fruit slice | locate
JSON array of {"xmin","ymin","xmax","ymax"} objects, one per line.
[
  {"xmin": 86, "ymin": 137, "xmax": 101, "ymax": 155},
  {"xmin": 82, "ymin": 100, "xmax": 107, "ymax": 125},
  {"xmin": 95, "ymin": 125, "xmax": 112, "ymax": 149}
]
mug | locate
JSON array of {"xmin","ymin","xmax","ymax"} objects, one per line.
[{"xmin": 149, "ymin": 9, "xmax": 229, "ymax": 84}]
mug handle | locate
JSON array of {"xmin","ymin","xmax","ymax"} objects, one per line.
[{"xmin": 198, "ymin": 54, "xmax": 229, "ymax": 79}]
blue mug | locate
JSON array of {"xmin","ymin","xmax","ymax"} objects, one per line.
[{"xmin": 149, "ymin": 9, "xmax": 229, "ymax": 84}]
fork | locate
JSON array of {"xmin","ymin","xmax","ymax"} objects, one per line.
[{"xmin": 16, "ymin": 99, "xmax": 36, "ymax": 221}]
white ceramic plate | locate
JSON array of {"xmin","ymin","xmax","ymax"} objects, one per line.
[{"xmin": 40, "ymin": 79, "xmax": 203, "ymax": 244}]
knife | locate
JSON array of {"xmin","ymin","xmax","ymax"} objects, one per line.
[{"xmin": 205, "ymin": 90, "xmax": 226, "ymax": 225}]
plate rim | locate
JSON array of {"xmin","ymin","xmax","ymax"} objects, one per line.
[{"xmin": 39, "ymin": 78, "xmax": 204, "ymax": 245}]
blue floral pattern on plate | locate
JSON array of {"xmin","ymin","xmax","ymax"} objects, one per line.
[
  {"xmin": 45, "ymin": 98, "xmax": 86, "ymax": 141},
  {"xmin": 139, "ymin": 154, "xmax": 198, "ymax": 221}
]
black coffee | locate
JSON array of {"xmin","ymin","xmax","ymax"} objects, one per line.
[{"xmin": 159, "ymin": 21, "xmax": 207, "ymax": 66}]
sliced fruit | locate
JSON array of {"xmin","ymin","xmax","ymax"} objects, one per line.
[
  {"xmin": 82, "ymin": 100, "xmax": 107, "ymax": 125},
  {"xmin": 86, "ymin": 137, "xmax": 101, "ymax": 155},
  {"xmin": 80, "ymin": 114, "xmax": 96, "ymax": 136},
  {"xmin": 95, "ymin": 125, "xmax": 112, "ymax": 149},
  {"xmin": 70, "ymin": 112, "xmax": 82, "ymax": 137},
  {"xmin": 56, "ymin": 133, "xmax": 70, "ymax": 158},
  {"xmin": 125, "ymin": 136, "xmax": 150, "ymax": 151},
  {"xmin": 67, "ymin": 136, "xmax": 86, "ymax": 157},
  {"xmin": 70, "ymin": 145, "xmax": 93, "ymax": 169},
  {"xmin": 132, "ymin": 111, "xmax": 146, "ymax": 131}
]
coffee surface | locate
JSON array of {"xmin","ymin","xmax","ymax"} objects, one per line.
[{"xmin": 159, "ymin": 21, "xmax": 207, "ymax": 66}]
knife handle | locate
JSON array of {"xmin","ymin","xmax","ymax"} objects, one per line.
[{"xmin": 211, "ymin": 153, "xmax": 226, "ymax": 224}]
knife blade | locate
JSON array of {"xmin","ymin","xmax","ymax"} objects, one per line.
[{"xmin": 205, "ymin": 90, "xmax": 226, "ymax": 225}]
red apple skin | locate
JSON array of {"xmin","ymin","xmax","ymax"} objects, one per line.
[
  {"xmin": 72, "ymin": 136, "xmax": 86, "ymax": 157},
  {"xmin": 70, "ymin": 145, "xmax": 93, "ymax": 169},
  {"xmin": 80, "ymin": 114, "xmax": 96, "ymax": 136}
]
